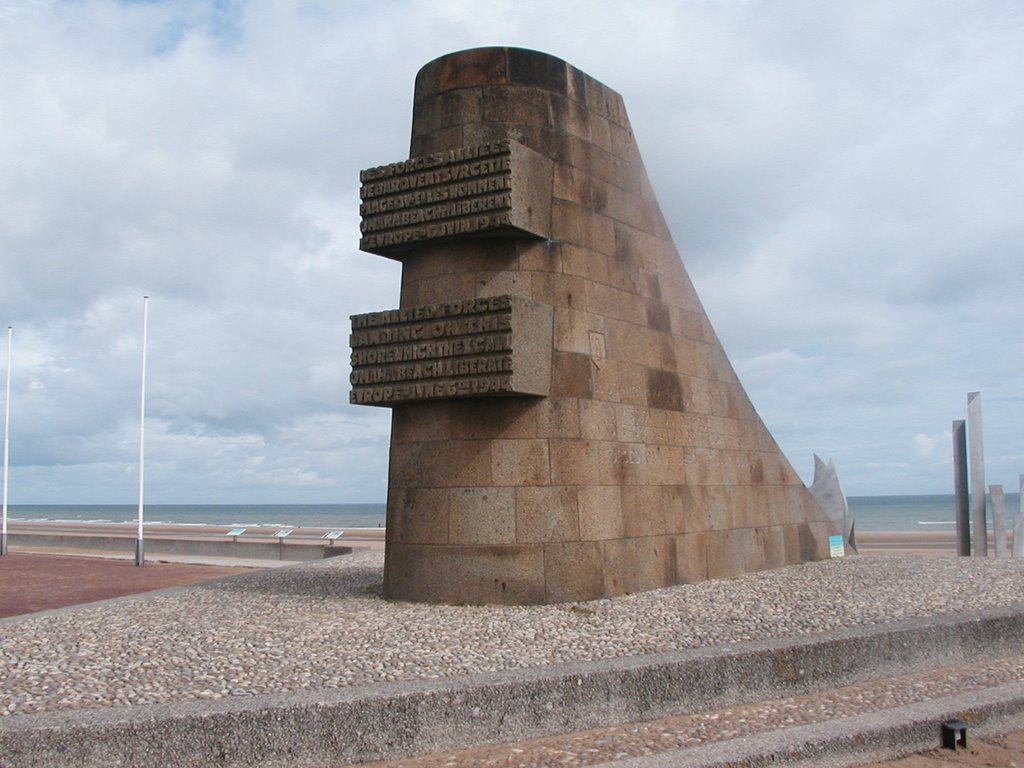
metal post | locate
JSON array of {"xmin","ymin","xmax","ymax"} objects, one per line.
[
  {"xmin": 967, "ymin": 392, "xmax": 987, "ymax": 557},
  {"xmin": 990, "ymin": 485, "xmax": 1007, "ymax": 558},
  {"xmin": 952, "ymin": 420, "xmax": 970, "ymax": 556},
  {"xmin": 135, "ymin": 297, "xmax": 148, "ymax": 566},
  {"xmin": 1, "ymin": 327, "xmax": 10, "ymax": 557},
  {"xmin": 1014, "ymin": 475, "xmax": 1024, "ymax": 559}
]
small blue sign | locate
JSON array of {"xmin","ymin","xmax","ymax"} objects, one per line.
[{"xmin": 829, "ymin": 534, "xmax": 845, "ymax": 558}]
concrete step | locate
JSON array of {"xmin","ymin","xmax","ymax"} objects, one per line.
[
  {"xmin": 354, "ymin": 656, "xmax": 1024, "ymax": 767},
  {"xmin": 2, "ymin": 603, "xmax": 1023, "ymax": 767}
]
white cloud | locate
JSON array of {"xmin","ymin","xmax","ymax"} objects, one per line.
[
  {"xmin": 0, "ymin": 1, "xmax": 1021, "ymax": 502},
  {"xmin": 912, "ymin": 431, "xmax": 950, "ymax": 460}
]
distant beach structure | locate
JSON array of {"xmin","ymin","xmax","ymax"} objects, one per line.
[{"xmin": 4, "ymin": 496, "xmax": 1016, "ymax": 532}]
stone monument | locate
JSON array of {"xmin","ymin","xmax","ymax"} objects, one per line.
[
  {"xmin": 351, "ymin": 47, "xmax": 831, "ymax": 605},
  {"xmin": 808, "ymin": 455, "xmax": 856, "ymax": 554}
]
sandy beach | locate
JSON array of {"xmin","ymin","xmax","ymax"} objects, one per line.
[{"xmin": 856, "ymin": 530, "xmax": 960, "ymax": 556}]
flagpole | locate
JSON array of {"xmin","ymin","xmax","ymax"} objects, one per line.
[
  {"xmin": 135, "ymin": 297, "xmax": 148, "ymax": 566},
  {"xmin": 1, "ymin": 326, "xmax": 11, "ymax": 556}
]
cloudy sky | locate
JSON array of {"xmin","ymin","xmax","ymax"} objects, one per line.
[{"xmin": 0, "ymin": 0, "xmax": 1021, "ymax": 504}]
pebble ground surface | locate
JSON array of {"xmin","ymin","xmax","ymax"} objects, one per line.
[{"xmin": 2, "ymin": 551, "xmax": 1024, "ymax": 722}]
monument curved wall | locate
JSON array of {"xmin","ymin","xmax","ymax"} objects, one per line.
[{"xmin": 354, "ymin": 47, "xmax": 831, "ymax": 604}]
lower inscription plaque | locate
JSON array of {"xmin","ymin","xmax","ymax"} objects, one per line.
[{"xmin": 349, "ymin": 295, "xmax": 553, "ymax": 406}]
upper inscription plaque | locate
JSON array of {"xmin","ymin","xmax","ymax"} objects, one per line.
[{"xmin": 359, "ymin": 139, "xmax": 552, "ymax": 257}]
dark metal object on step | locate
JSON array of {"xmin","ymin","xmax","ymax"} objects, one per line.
[{"xmin": 941, "ymin": 719, "xmax": 968, "ymax": 750}]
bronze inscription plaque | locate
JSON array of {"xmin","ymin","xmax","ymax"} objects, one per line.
[
  {"xmin": 349, "ymin": 295, "xmax": 552, "ymax": 406},
  {"xmin": 358, "ymin": 140, "xmax": 552, "ymax": 256}
]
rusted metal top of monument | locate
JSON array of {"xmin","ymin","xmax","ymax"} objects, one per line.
[{"xmin": 413, "ymin": 46, "xmax": 628, "ymax": 125}]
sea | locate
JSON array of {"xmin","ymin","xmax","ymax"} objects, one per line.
[{"xmin": 4, "ymin": 495, "xmax": 1020, "ymax": 533}]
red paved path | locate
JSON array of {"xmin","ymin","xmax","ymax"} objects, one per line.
[{"xmin": 0, "ymin": 552, "xmax": 256, "ymax": 618}]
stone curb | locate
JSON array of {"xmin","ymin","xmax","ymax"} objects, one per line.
[
  {"xmin": 1, "ymin": 604, "xmax": 1022, "ymax": 767},
  {"xmin": 609, "ymin": 680, "xmax": 1024, "ymax": 767}
]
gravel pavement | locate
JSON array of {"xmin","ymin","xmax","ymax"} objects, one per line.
[{"xmin": 2, "ymin": 551, "xmax": 1023, "ymax": 721}]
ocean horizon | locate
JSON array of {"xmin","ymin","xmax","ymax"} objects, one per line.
[{"xmin": 4, "ymin": 494, "xmax": 1020, "ymax": 533}]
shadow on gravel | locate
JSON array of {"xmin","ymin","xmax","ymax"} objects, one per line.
[{"xmin": 198, "ymin": 558, "xmax": 385, "ymax": 601}]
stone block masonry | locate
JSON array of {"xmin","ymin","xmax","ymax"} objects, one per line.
[{"xmin": 350, "ymin": 47, "xmax": 832, "ymax": 605}]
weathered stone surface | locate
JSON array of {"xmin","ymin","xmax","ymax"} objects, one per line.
[
  {"xmin": 353, "ymin": 47, "xmax": 831, "ymax": 604},
  {"xmin": 969, "ymin": 391, "xmax": 988, "ymax": 556}
]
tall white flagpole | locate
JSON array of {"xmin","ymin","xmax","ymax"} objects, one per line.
[
  {"xmin": 1, "ymin": 326, "xmax": 11, "ymax": 556},
  {"xmin": 135, "ymin": 297, "xmax": 148, "ymax": 566}
]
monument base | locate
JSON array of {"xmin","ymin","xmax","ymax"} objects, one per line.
[{"xmin": 385, "ymin": 520, "xmax": 832, "ymax": 605}]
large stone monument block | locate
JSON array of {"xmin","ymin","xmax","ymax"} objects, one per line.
[{"xmin": 350, "ymin": 47, "xmax": 831, "ymax": 605}]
